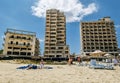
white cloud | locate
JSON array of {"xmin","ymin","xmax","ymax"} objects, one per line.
[
  {"xmin": 115, "ymin": 25, "xmax": 120, "ymax": 28},
  {"xmin": 38, "ymin": 38, "xmax": 44, "ymax": 43},
  {"xmin": 31, "ymin": 0, "xmax": 98, "ymax": 22},
  {"xmin": 1, "ymin": 35, "xmax": 5, "ymax": 40}
]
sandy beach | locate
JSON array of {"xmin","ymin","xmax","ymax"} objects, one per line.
[{"xmin": 0, "ymin": 61, "xmax": 120, "ymax": 83}]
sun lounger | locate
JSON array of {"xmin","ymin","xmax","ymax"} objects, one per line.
[
  {"xmin": 104, "ymin": 64, "xmax": 114, "ymax": 70},
  {"xmin": 89, "ymin": 64, "xmax": 105, "ymax": 69},
  {"xmin": 89, "ymin": 59, "xmax": 105, "ymax": 69},
  {"xmin": 89, "ymin": 59, "xmax": 114, "ymax": 70}
]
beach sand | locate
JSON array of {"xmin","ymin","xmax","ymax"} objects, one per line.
[{"xmin": 0, "ymin": 61, "xmax": 120, "ymax": 83}]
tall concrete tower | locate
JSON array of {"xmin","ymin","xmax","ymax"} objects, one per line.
[{"xmin": 44, "ymin": 9, "xmax": 69, "ymax": 58}]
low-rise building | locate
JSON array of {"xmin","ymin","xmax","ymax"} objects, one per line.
[{"xmin": 3, "ymin": 28, "xmax": 40, "ymax": 56}]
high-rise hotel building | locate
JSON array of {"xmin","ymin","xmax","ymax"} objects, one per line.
[
  {"xmin": 3, "ymin": 28, "xmax": 40, "ymax": 56},
  {"xmin": 44, "ymin": 9, "xmax": 70, "ymax": 58},
  {"xmin": 80, "ymin": 17, "xmax": 118, "ymax": 56}
]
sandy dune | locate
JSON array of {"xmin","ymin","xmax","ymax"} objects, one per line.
[{"xmin": 0, "ymin": 61, "xmax": 120, "ymax": 83}]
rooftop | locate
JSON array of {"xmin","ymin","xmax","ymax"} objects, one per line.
[{"xmin": 6, "ymin": 28, "xmax": 36, "ymax": 36}]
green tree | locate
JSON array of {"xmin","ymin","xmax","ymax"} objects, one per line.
[
  {"xmin": 71, "ymin": 53, "xmax": 76, "ymax": 58},
  {"xmin": 0, "ymin": 49, "xmax": 3, "ymax": 54}
]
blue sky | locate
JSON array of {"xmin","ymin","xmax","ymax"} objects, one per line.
[{"xmin": 0, "ymin": 0, "xmax": 120, "ymax": 55}]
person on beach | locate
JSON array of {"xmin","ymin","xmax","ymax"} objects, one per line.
[
  {"xmin": 77, "ymin": 57, "xmax": 81, "ymax": 64},
  {"xmin": 68, "ymin": 57, "xmax": 73, "ymax": 65},
  {"xmin": 39, "ymin": 59, "xmax": 44, "ymax": 69},
  {"xmin": 112, "ymin": 58, "xmax": 118, "ymax": 66}
]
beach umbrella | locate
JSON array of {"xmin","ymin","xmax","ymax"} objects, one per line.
[
  {"xmin": 90, "ymin": 50, "xmax": 106, "ymax": 61},
  {"xmin": 104, "ymin": 53, "xmax": 113, "ymax": 63},
  {"xmin": 104, "ymin": 53, "xmax": 113, "ymax": 58},
  {"xmin": 80, "ymin": 55, "xmax": 90, "ymax": 61},
  {"xmin": 90, "ymin": 50, "xmax": 106, "ymax": 57}
]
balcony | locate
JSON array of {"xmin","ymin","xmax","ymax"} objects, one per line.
[
  {"xmin": 9, "ymin": 36, "xmax": 14, "ymax": 39},
  {"xmin": 13, "ymin": 49, "xmax": 20, "ymax": 51},
  {"xmin": 7, "ymin": 49, "xmax": 13, "ymax": 51},
  {"xmin": 8, "ymin": 43, "xmax": 32, "ymax": 47},
  {"xmin": 9, "ymin": 36, "xmax": 33, "ymax": 41}
]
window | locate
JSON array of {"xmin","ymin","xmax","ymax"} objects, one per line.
[
  {"xmin": 8, "ymin": 47, "xmax": 12, "ymax": 49},
  {"xmin": 10, "ymin": 35, "xmax": 14, "ymax": 38},
  {"xmin": 16, "ymin": 42, "xmax": 18, "ymax": 45},
  {"xmin": 51, "ymin": 47, "xmax": 55, "ymax": 49},
  {"xmin": 28, "ymin": 48, "xmax": 31, "ymax": 50},
  {"xmin": 27, "ymin": 43, "xmax": 30, "ymax": 46},
  {"xmin": 22, "ymin": 37, "xmax": 26, "ymax": 39},
  {"xmin": 11, "ymin": 41, "xmax": 13, "ymax": 44},
  {"xmin": 65, "ymin": 51, "xmax": 68, "ymax": 53},
  {"xmin": 23, "ymin": 42, "xmax": 26, "ymax": 45},
  {"xmin": 58, "ymin": 47, "xmax": 63, "ymax": 49},
  {"xmin": 13, "ymin": 47, "xmax": 20, "ymax": 49},
  {"xmin": 28, "ymin": 37, "xmax": 31, "ymax": 40}
]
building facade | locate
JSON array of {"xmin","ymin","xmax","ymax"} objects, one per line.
[
  {"xmin": 118, "ymin": 48, "xmax": 120, "ymax": 54},
  {"xmin": 80, "ymin": 17, "xmax": 118, "ymax": 56},
  {"xmin": 44, "ymin": 9, "xmax": 70, "ymax": 58},
  {"xmin": 3, "ymin": 28, "xmax": 39, "ymax": 56},
  {"xmin": 34, "ymin": 38, "xmax": 40, "ymax": 56}
]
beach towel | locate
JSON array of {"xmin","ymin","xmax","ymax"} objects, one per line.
[
  {"xmin": 16, "ymin": 64, "xmax": 30, "ymax": 69},
  {"xmin": 17, "ymin": 64, "xmax": 37, "ymax": 69},
  {"xmin": 32, "ymin": 65, "xmax": 37, "ymax": 69},
  {"xmin": 44, "ymin": 66, "xmax": 53, "ymax": 69}
]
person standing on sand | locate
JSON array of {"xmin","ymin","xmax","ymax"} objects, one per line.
[
  {"xmin": 39, "ymin": 59, "xmax": 44, "ymax": 69},
  {"xmin": 68, "ymin": 57, "xmax": 73, "ymax": 65},
  {"xmin": 77, "ymin": 57, "xmax": 81, "ymax": 64}
]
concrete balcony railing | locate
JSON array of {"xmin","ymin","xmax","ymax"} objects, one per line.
[
  {"xmin": 7, "ymin": 49, "xmax": 13, "ymax": 51},
  {"xmin": 20, "ymin": 50, "xmax": 32, "ymax": 52},
  {"xmin": 8, "ymin": 43, "xmax": 32, "ymax": 47},
  {"xmin": 13, "ymin": 49, "xmax": 20, "ymax": 51},
  {"xmin": 9, "ymin": 37, "xmax": 33, "ymax": 41}
]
